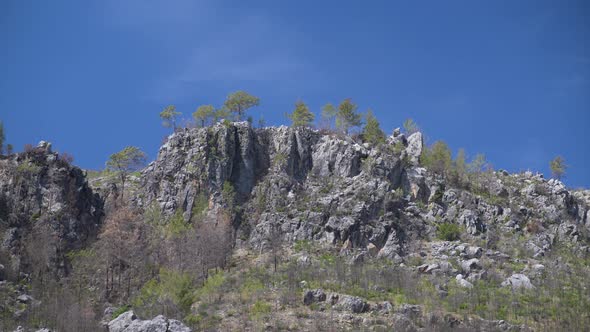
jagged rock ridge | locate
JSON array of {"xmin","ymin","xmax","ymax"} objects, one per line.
[
  {"xmin": 138, "ymin": 122, "xmax": 589, "ymax": 262},
  {"xmin": 0, "ymin": 141, "xmax": 103, "ymax": 275}
]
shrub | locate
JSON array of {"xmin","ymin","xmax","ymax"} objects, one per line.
[
  {"xmin": 222, "ymin": 181, "xmax": 236, "ymax": 209},
  {"xmin": 132, "ymin": 268, "xmax": 196, "ymax": 317},
  {"xmin": 293, "ymin": 240, "xmax": 313, "ymax": 253},
  {"xmin": 59, "ymin": 152, "xmax": 74, "ymax": 164},
  {"xmin": 437, "ymin": 223, "xmax": 462, "ymax": 241},
  {"xmin": 111, "ymin": 305, "xmax": 130, "ymax": 319},
  {"xmin": 16, "ymin": 162, "xmax": 41, "ymax": 176},
  {"xmin": 164, "ymin": 210, "xmax": 191, "ymax": 238},
  {"xmin": 195, "ymin": 271, "xmax": 225, "ymax": 303},
  {"xmin": 525, "ymin": 220, "xmax": 542, "ymax": 234},
  {"xmin": 250, "ymin": 300, "xmax": 272, "ymax": 320},
  {"xmin": 403, "ymin": 118, "xmax": 419, "ymax": 135},
  {"xmin": 422, "ymin": 141, "xmax": 452, "ymax": 177},
  {"xmin": 191, "ymin": 192, "xmax": 208, "ymax": 222}
]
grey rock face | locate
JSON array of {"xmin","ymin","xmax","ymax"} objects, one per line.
[
  {"xmin": 0, "ymin": 145, "xmax": 103, "ymax": 274},
  {"xmin": 405, "ymin": 132, "xmax": 423, "ymax": 165},
  {"xmin": 458, "ymin": 210, "xmax": 485, "ymax": 235},
  {"xmin": 139, "ymin": 123, "xmax": 412, "ymax": 255},
  {"xmin": 137, "ymin": 122, "xmax": 589, "ymax": 271},
  {"xmin": 108, "ymin": 311, "xmax": 191, "ymax": 332}
]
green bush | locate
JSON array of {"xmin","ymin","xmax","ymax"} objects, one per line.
[
  {"xmin": 437, "ymin": 223, "xmax": 462, "ymax": 241},
  {"xmin": 250, "ymin": 300, "xmax": 272, "ymax": 319},
  {"xmin": 195, "ymin": 271, "xmax": 225, "ymax": 303},
  {"xmin": 293, "ymin": 240, "xmax": 312, "ymax": 253},
  {"xmin": 132, "ymin": 268, "xmax": 196, "ymax": 317},
  {"xmin": 163, "ymin": 210, "xmax": 191, "ymax": 238},
  {"xmin": 222, "ymin": 181, "xmax": 236, "ymax": 209},
  {"xmin": 111, "ymin": 305, "xmax": 130, "ymax": 319},
  {"xmin": 191, "ymin": 192, "xmax": 208, "ymax": 222}
]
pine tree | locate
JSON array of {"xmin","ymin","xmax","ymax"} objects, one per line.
[
  {"xmin": 320, "ymin": 103, "xmax": 337, "ymax": 130},
  {"xmin": 106, "ymin": 146, "xmax": 147, "ymax": 199},
  {"xmin": 288, "ymin": 100, "xmax": 315, "ymax": 127},
  {"xmin": 222, "ymin": 91, "xmax": 260, "ymax": 121},
  {"xmin": 422, "ymin": 141, "xmax": 452, "ymax": 177},
  {"xmin": 403, "ymin": 118, "xmax": 419, "ymax": 135},
  {"xmin": 549, "ymin": 156, "xmax": 567, "ymax": 180},
  {"xmin": 336, "ymin": 98, "xmax": 362, "ymax": 134},
  {"xmin": 160, "ymin": 105, "xmax": 182, "ymax": 130},
  {"xmin": 193, "ymin": 105, "xmax": 215, "ymax": 127},
  {"xmin": 362, "ymin": 109, "xmax": 386, "ymax": 145}
]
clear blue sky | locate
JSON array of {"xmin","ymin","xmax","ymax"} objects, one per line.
[{"xmin": 1, "ymin": 1, "xmax": 588, "ymax": 187}]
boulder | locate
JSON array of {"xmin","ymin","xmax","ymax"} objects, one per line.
[
  {"xmin": 417, "ymin": 263, "xmax": 440, "ymax": 274},
  {"xmin": 464, "ymin": 246, "xmax": 483, "ymax": 259},
  {"xmin": 303, "ymin": 289, "xmax": 326, "ymax": 305},
  {"xmin": 108, "ymin": 311, "xmax": 136, "ymax": 332},
  {"xmin": 501, "ymin": 274, "xmax": 534, "ymax": 290},
  {"xmin": 456, "ymin": 274, "xmax": 474, "ymax": 289},
  {"xmin": 16, "ymin": 294, "xmax": 33, "ymax": 303},
  {"xmin": 108, "ymin": 311, "xmax": 191, "ymax": 332},
  {"xmin": 332, "ymin": 294, "xmax": 369, "ymax": 313},
  {"xmin": 461, "ymin": 258, "xmax": 481, "ymax": 274},
  {"xmin": 373, "ymin": 301, "xmax": 393, "ymax": 314}
]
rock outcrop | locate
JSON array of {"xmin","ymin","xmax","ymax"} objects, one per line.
[
  {"xmin": 137, "ymin": 122, "xmax": 590, "ymax": 265},
  {"xmin": 0, "ymin": 142, "xmax": 103, "ymax": 275},
  {"xmin": 108, "ymin": 311, "xmax": 191, "ymax": 332}
]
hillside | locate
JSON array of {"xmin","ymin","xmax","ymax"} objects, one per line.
[{"xmin": 1, "ymin": 123, "xmax": 589, "ymax": 331}]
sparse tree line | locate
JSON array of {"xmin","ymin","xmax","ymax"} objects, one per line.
[
  {"xmin": 158, "ymin": 91, "xmax": 381, "ymax": 143},
  {"xmin": 156, "ymin": 89, "xmax": 570, "ymax": 184}
]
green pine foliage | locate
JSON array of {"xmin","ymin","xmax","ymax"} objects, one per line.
[
  {"xmin": 437, "ymin": 223, "xmax": 462, "ymax": 241},
  {"xmin": 222, "ymin": 181, "xmax": 236, "ymax": 210},
  {"xmin": 421, "ymin": 141, "xmax": 452, "ymax": 177},
  {"xmin": 336, "ymin": 98, "xmax": 362, "ymax": 134},
  {"xmin": 193, "ymin": 105, "xmax": 215, "ymax": 127},
  {"xmin": 287, "ymin": 100, "xmax": 315, "ymax": 127},
  {"xmin": 319, "ymin": 103, "xmax": 337, "ymax": 130},
  {"xmin": 160, "ymin": 105, "xmax": 182, "ymax": 129},
  {"xmin": 403, "ymin": 118, "xmax": 419, "ymax": 135},
  {"xmin": 362, "ymin": 109, "xmax": 386, "ymax": 145},
  {"xmin": 222, "ymin": 91, "xmax": 260, "ymax": 121},
  {"xmin": 549, "ymin": 156, "xmax": 567, "ymax": 180}
]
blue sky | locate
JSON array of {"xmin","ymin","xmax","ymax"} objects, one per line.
[{"xmin": 1, "ymin": 0, "xmax": 588, "ymax": 187}]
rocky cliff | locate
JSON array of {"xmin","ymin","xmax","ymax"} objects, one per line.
[
  {"xmin": 0, "ymin": 141, "xmax": 103, "ymax": 277},
  {"xmin": 139, "ymin": 122, "xmax": 589, "ymax": 261}
]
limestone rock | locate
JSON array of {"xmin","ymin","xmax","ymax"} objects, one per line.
[
  {"xmin": 303, "ymin": 289, "xmax": 326, "ymax": 305},
  {"xmin": 501, "ymin": 274, "xmax": 534, "ymax": 290},
  {"xmin": 332, "ymin": 294, "xmax": 369, "ymax": 313},
  {"xmin": 108, "ymin": 311, "xmax": 191, "ymax": 332},
  {"xmin": 405, "ymin": 132, "xmax": 423, "ymax": 165},
  {"xmin": 0, "ymin": 146, "xmax": 103, "ymax": 275},
  {"xmin": 461, "ymin": 258, "xmax": 481, "ymax": 274}
]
